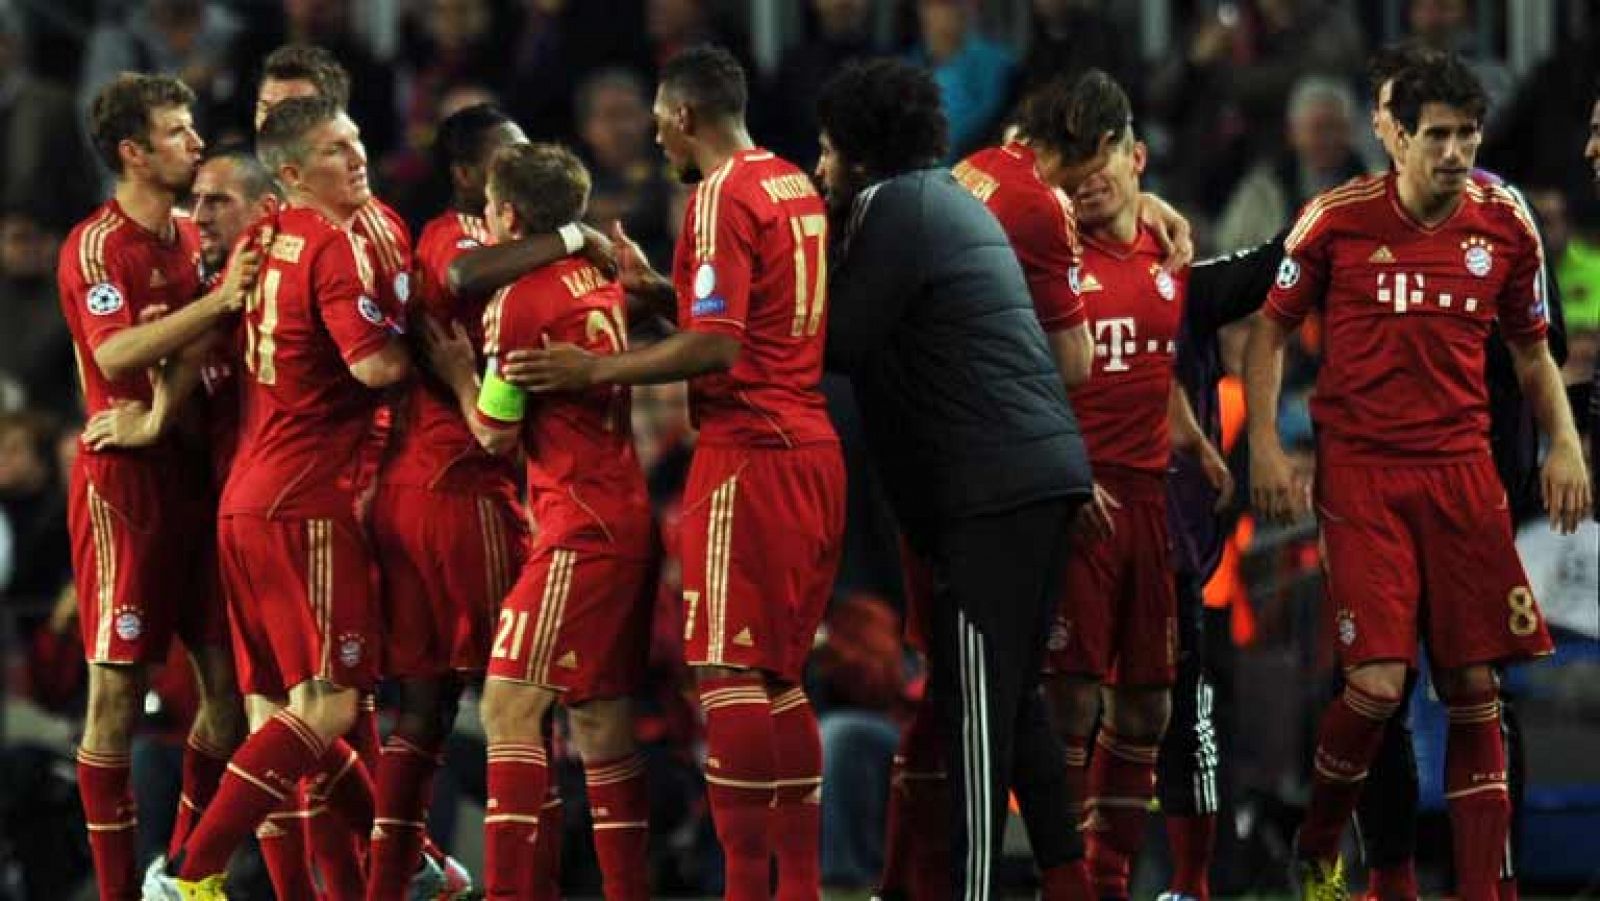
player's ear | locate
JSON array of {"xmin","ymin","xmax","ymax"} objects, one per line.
[
  {"xmin": 1132, "ymin": 140, "xmax": 1148, "ymax": 175},
  {"xmin": 117, "ymin": 138, "xmax": 145, "ymax": 174}
]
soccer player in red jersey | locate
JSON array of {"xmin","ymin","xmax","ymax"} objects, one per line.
[
  {"xmin": 505, "ymin": 45, "xmax": 846, "ymax": 901},
  {"xmin": 59, "ymin": 74, "xmax": 260, "ymax": 901},
  {"xmin": 421, "ymin": 142, "xmax": 657, "ymax": 901},
  {"xmin": 1042, "ymin": 89, "xmax": 1230, "ymax": 901},
  {"xmin": 151, "ymin": 95, "xmax": 412, "ymax": 900},
  {"xmin": 1245, "ymin": 55, "xmax": 1590, "ymax": 901},
  {"xmin": 363, "ymin": 102, "xmax": 533, "ymax": 900}
]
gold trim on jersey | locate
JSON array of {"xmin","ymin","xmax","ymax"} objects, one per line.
[
  {"xmin": 482, "ymin": 286, "xmax": 511, "ymax": 356},
  {"xmin": 525, "ymin": 549, "xmax": 574, "ymax": 682},
  {"xmin": 346, "ymin": 231, "xmax": 377, "ymax": 296},
  {"xmin": 1284, "ymin": 177, "xmax": 1386, "ymax": 253},
  {"xmin": 308, "ymin": 519, "xmax": 333, "ymax": 678},
  {"xmin": 694, "ymin": 159, "xmax": 737, "ymax": 262},
  {"xmin": 87, "ymin": 483, "xmax": 117, "ymax": 659},
  {"xmin": 457, "ymin": 213, "xmax": 490, "ymax": 245},
  {"xmin": 704, "ymin": 475, "xmax": 738, "ymax": 663},
  {"xmin": 357, "ymin": 204, "xmax": 405, "ymax": 276},
  {"xmin": 477, "ymin": 497, "xmax": 511, "ymax": 616},
  {"xmin": 79, "ymin": 207, "xmax": 121, "ymax": 285},
  {"xmin": 1476, "ymin": 184, "xmax": 1546, "ymax": 265}
]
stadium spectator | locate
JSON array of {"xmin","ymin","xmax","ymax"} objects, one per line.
[
  {"xmin": 77, "ymin": 0, "xmax": 243, "ymax": 139},
  {"xmin": 0, "ymin": 411, "xmax": 68, "ymax": 604},
  {"xmin": 0, "ymin": 10, "xmax": 98, "ymax": 234},
  {"xmin": 767, "ymin": 0, "xmax": 885, "ymax": 166},
  {"xmin": 576, "ymin": 67, "xmax": 678, "ymax": 267},
  {"xmin": 908, "ymin": 0, "xmax": 1016, "ymax": 161},
  {"xmin": 0, "ymin": 209, "xmax": 74, "ymax": 417},
  {"xmin": 1216, "ymin": 75, "xmax": 1373, "ymax": 250}
]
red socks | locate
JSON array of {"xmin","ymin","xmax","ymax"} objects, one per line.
[
  {"xmin": 533, "ymin": 787, "xmax": 565, "ymax": 901},
  {"xmin": 179, "ymin": 710, "xmax": 326, "ymax": 880},
  {"xmin": 306, "ymin": 739, "xmax": 374, "ymax": 901},
  {"xmin": 77, "ymin": 747, "xmax": 137, "ymax": 900},
  {"xmin": 698, "ymin": 674, "xmax": 776, "ymax": 901},
  {"xmin": 485, "ymin": 741, "xmax": 550, "ymax": 899},
  {"xmin": 1297, "ymin": 685, "xmax": 1399, "ymax": 862},
  {"xmin": 1445, "ymin": 691, "xmax": 1509, "ymax": 901},
  {"xmin": 1084, "ymin": 730, "xmax": 1159, "ymax": 900},
  {"xmin": 770, "ymin": 685, "xmax": 823, "ymax": 901},
  {"xmin": 367, "ymin": 734, "xmax": 442, "ymax": 900},
  {"xmin": 168, "ymin": 734, "xmax": 230, "ymax": 860},
  {"xmin": 1366, "ymin": 862, "xmax": 1418, "ymax": 901},
  {"xmin": 1167, "ymin": 814, "xmax": 1216, "ymax": 901},
  {"xmin": 586, "ymin": 753, "xmax": 650, "ymax": 901},
  {"xmin": 258, "ymin": 787, "xmax": 315, "ymax": 900}
]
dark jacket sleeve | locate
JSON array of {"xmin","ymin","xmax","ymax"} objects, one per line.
[
  {"xmin": 825, "ymin": 182, "xmax": 918, "ymax": 373},
  {"xmin": 1185, "ymin": 230, "xmax": 1287, "ymax": 336}
]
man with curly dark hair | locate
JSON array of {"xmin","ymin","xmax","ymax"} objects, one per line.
[{"xmin": 816, "ymin": 57, "xmax": 1095, "ymax": 901}]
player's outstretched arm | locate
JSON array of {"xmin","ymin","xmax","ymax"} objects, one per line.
[
  {"xmin": 93, "ymin": 236, "xmax": 263, "ymax": 380},
  {"xmin": 1243, "ymin": 312, "xmax": 1308, "ymax": 523},
  {"xmin": 446, "ymin": 224, "xmax": 617, "ymax": 301},
  {"xmin": 501, "ymin": 330, "xmax": 738, "ymax": 392},
  {"xmin": 1507, "ymin": 338, "xmax": 1592, "ymax": 533}
]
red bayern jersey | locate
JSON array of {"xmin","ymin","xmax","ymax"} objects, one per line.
[
  {"xmin": 383, "ymin": 210, "xmax": 518, "ymax": 494},
  {"xmin": 59, "ymin": 199, "xmax": 204, "ymax": 448},
  {"xmin": 953, "ymin": 141, "xmax": 1085, "ymax": 331},
  {"xmin": 482, "ymin": 258, "xmax": 651, "ymax": 554},
  {"xmin": 670, "ymin": 148, "xmax": 837, "ymax": 448},
  {"xmin": 221, "ymin": 205, "xmax": 401, "ymax": 519},
  {"xmin": 351, "ymin": 197, "xmax": 413, "ymax": 307},
  {"xmin": 1068, "ymin": 225, "xmax": 1187, "ymax": 474},
  {"xmin": 1265, "ymin": 172, "xmax": 1548, "ymax": 462}
]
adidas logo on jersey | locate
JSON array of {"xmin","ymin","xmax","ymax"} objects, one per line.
[
  {"xmin": 733, "ymin": 628, "xmax": 754, "ymax": 647},
  {"xmin": 556, "ymin": 651, "xmax": 578, "ymax": 670},
  {"xmin": 1368, "ymin": 245, "xmax": 1395, "ymax": 264}
]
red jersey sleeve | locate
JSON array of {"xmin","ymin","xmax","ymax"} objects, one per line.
[
  {"xmin": 71, "ymin": 239, "xmax": 141, "ymax": 351},
  {"xmin": 1018, "ymin": 188, "xmax": 1086, "ymax": 330},
  {"xmin": 682, "ymin": 183, "xmax": 757, "ymax": 338},
  {"xmin": 1263, "ymin": 200, "xmax": 1333, "ymax": 328},
  {"xmin": 314, "ymin": 230, "xmax": 395, "ymax": 365},
  {"xmin": 1492, "ymin": 193, "xmax": 1549, "ymax": 346}
]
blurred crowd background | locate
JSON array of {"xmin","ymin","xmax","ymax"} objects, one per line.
[{"xmin": 0, "ymin": 0, "xmax": 1597, "ymax": 898}]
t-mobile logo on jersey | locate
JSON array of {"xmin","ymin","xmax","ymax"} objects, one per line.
[
  {"xmin": 1094, "ymin": 317, "xmax": 1138, "ymax": 373},
  {"xmin": 1375, "ymin": 271, "xmax": 1480, "ymax": 314}
]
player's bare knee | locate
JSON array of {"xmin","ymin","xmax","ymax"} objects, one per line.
[
  {"xmin": 692, "ymin": 664, "xmax": 750, "ymax": 685},
  {"xmin": 245, "ymin": 694, "xmax": 286, "ymax": 732},
  {"xmin": 290, "ymin": 681, "xmax": 360, "ymax": 743},
  {"xmin": 481, "ymin": 679, "xmax": 552, "ymax": 743},
  {"xmin": 391, "ymin": 678, "xmax": 448, "ymax": 746},
  {"xmin": 1344, "ymin": 661, "xmax": 1407, "ymax": 704},
  {"xmin": 1434, "ymin": 665, "xmax": 1498, "ymax": 703},
  {"xmin": 1045, "ymin": 674, "xmax": 1101, "ymax": 738},
  {"xmin": 192, "ymin": 696, "xmax": 247, "ymax": 750},
  {"xmin": 569, "ymin": 698, "xmax": 635, "ymax": 761},
  {"xmin": 1107, "ymin": 686, "xmax": 1171, "ymax": 741},
  {"xmin": 83, "ymin": 664, "xmax": 145, "ymax": 750}
]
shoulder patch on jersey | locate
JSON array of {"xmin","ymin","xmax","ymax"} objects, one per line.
[
  {"xmin": 87, "ymin": 282, "xmax": 124, "ymax": 316},
  {"xmin": 1276, "ymin": 257, "xmax": 1301, "ymax": 290},
  {"xmin": 358, "ymin": 296, "xmax": 385, "ymax": 326},
  {"xmin": 393, "ymin": 272, "xmax": 411, "ymax": 304},
  {"xmin": 456, "ymin": 237, "xmax": 480, "ymax": 249},
  {"xmin": 693, "ymin": 262, "xmax": 717, "ymax": 300},
  {"xmin": 692, "ymin": 296, "xmax": 727, "ymax": 317}
]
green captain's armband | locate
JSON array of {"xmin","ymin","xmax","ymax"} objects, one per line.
[{"xmin": 476, "ymin": 359, "xmax": 526, "ymax": 423}]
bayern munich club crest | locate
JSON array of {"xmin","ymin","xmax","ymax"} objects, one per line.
[
  {"xmin": 338, "ymin": 633, "xmax": 366, "ymax": 668},
  {"xmin": 1152, "ymin": 266, "xmax": 1176, "ymax": 301},
  {"xmin": 1336, "ymin": 609, "xmax": 1357, "ymax": 647},
  {"xmin": 113, "ymin": 606, "xmax": 142, "ymax": 642},
  {"xmin": 1463, "ymin": 237, "xmax": 1493, "ymax": 278},
  {"xmin": 1276, "ymin": 257, "xmax": 1300, "ymax": 290}
]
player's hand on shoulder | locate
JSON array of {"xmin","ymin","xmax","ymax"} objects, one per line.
[
  {"xmin": 82, "ymin": 400, "xmax": 160, "ymax": 451},
  {"xmin": 579, "ymin": 223, "xmax": 619, "ymax": 279},
  {"xmin": 1139, "ymin": 193, "xmax": 1193, "ymax": 273},
  {"xmin": 1540, "ymin": 441, "xmax": 1592, "ymax": 535},
  {"xmin": 218, "ymin": 224, "xmax": 271, "ymax": 311},
  {"xmin": 1072, "ymin": 482, "xmax": 1121, "ymax": 542},
  {"xmin": 1249, "ymin": 441, "xmax": 1310, "ymax": 524},
  {"xmin": 502, "ymin": 340, "xmax": 598, "ymax": 393}
]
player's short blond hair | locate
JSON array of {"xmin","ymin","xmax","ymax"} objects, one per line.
[{"xmin": 488, "ymin": 143, "xmax": 591, "ymax": 235}]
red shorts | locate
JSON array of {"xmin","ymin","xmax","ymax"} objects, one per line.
[
  {"xmin": 371, "ymin": 484, "xmax": 529, "ymax": 677},
  {"xmin": 218, "ymin": 512, "xmax": 379, "ymax": 696},
  {"xmin": 1046, "ymin": 471, "xmax": 1177, "ymax": 686},
  {"xmin": 69, "ymin": 454, "xmax": 228, "ymax": 665},
  {"xmin": 486, "ymin": 543, "xmax": 656, "ymax": 703},
  {"xmin": 1316, "ymin": 457, "xmax": 1553, "ymax": 670},
  {"xmin": 679, "ymin": 443, "xmax": 845, "ymax": 682}
]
